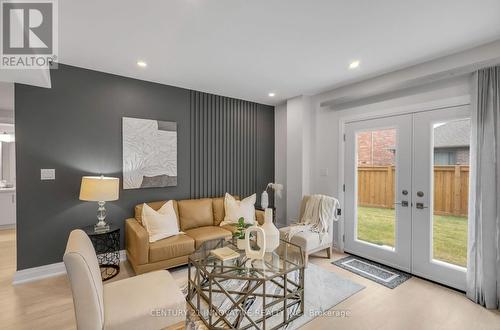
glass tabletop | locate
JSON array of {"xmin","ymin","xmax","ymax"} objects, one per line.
[
  {"xmin": 188, "ymin": 237, "xmax": 304, "ymax": 280},
  {"xmin": 82, "ymin": 223, "xmax": 119, "ymax": 236}
]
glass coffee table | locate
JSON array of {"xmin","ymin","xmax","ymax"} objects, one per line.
[{"xmin": 187, "ymin": 238, "xmax": 304, "ymax": 330}]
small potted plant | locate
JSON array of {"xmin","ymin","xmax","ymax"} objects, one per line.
[{"xmin": 233, "ymin": 217, "xmax": 251, "ymax": 250}]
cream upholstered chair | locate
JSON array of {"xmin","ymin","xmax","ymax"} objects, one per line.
[
  {"xmin": 279, "ymin": 195, "xmax": 334, "ymax": 264},
  {"xmin": 63, "ymin": 229, "xmax": 185, "ymax": 330}
]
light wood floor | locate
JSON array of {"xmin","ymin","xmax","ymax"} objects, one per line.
[{"xmin": 1, "ymin": 229, "xmax": 499, "ymax": 330}]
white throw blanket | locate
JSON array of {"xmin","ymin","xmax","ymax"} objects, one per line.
[{"xmin": 284, "ymin": 194, "xmax": 340, "ymax": 243}]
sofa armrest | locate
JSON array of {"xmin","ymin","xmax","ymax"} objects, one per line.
[
  {"xmin": 255, "ymin": 209, "xmax": 265, "ymax": 225},
  {"xmin": 125, "ymin": 218, "xmax": 149, "ymax": 265}
]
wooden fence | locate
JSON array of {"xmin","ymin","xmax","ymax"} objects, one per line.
[{"xmin": 357, "ymin": 165, "xmax": 469, "ymax": 217}]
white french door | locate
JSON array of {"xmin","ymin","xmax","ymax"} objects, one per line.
[
  {"xmin": 344, "ymin": 114, "xmax": 413, "ymax": 272},
  {"xmin": 344, "ymin": 106, "xmax": 470, "ymax": 290}
]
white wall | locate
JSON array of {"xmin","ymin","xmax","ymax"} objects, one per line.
[
  {"xmin": 285, "ymin": 96, "xmax": 305, "ymax": 222},
  {"xmin": 275, "ymin": 75, "xmax": 472, "ymax": 246},
  {"xmin": 274, "ymin": 103, "xmax": 287, "ymax": 225},
  {"xmin": 274, "ymin": 96, "xmax": 314, "ymax": 225},
  {"xmin": 311, "ymin": 75, "xmax": 472, "ymax": 197},
  {"xmin": 317, "ymin": 75, "xmax": 471, "ymax": 248},
  {"xmin": 273, "ymin": 41, "xmax": 500, "ymax": 247}
]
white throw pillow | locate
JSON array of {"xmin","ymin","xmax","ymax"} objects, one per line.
[
  {"xmin": 221, "ymin": 193, "xmax": 256, "ymax": 226},
  {"xmin": 141, "ymin": 201, "xmax": 180, "ymax": 243}
]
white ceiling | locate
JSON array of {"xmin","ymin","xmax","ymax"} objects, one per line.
[{"xmin": 59, "ymin": 0, "xmax": 500, "ymax": 105}]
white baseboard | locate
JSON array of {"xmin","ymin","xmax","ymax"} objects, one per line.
[{"xmin": 13, "ymin": 250, "xmax": 127, "ymax": 285}]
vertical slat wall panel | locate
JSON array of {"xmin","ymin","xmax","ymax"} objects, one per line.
[{"xmin": 189, "ymin": 90, "xmax": 268, "ymax": 200}]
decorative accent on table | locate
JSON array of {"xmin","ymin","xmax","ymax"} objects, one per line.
[
  {"xmin": 258, "ymin": 208, "xmax": 280, "ymax": 252},
  {"xmin": 79, "ymin": 176, "xmax": 119, "ymax": 232},
  {"xmin": 122, "ymin": 117, "xmax": 177, "ymax": 189},
  {"xmin": 261, "ymin": 190, "xmax": 269, "ymax": 209},
  {"xmin": 260, "ymin": 182, "xmax": 284, "ymax": 210},
  {"xmin": 210, "ymin": 246, "xmax": 240, "ymax": 262},
  {"xmin": 232, "ymin": 217, "xmax": 251, "ymax": 250},
  {"xmin": 245, "ymin": 226, "xmax": 266, "ymax": 260}
]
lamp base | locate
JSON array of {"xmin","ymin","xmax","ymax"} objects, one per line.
[
  {"xmin": 94, "ymin": 201, "xmax": 109, "ymax": 233},
  {"xmin": 94, "ymin": 223, "xmax": 110, "ymax": 233}
]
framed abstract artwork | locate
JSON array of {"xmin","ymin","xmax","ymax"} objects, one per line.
[{"xmin": 122, "ymin": 117, "xmax": 177, "ymax": 189}]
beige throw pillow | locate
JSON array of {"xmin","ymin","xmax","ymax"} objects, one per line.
[
  {"xmin": 141, "ymin": 200, "xmax": 180, "ymax": 243},
  {"xmin": 221, "ymin": 193, "xmax": 256, "ymax": 226}
]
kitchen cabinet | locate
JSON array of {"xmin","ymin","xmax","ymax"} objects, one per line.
[{"xmin": 0, "ymin": 189, "xmax": 16, "ymax": 226}]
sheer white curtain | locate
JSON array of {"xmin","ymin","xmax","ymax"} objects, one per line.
[{"xmin": 467, "ymin": 66, "xmax": 500, "ymax": 309}]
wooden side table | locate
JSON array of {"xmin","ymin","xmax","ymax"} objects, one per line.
[{"xmin": 82, "ymin": 224, "xmax": 120, "ymax": 281}]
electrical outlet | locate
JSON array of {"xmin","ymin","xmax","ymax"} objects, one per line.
[{"xmin": 40, "ymin": 169, "xmax": 55, "ymax": 180}]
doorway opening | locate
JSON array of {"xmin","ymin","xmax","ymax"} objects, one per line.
[{"xmin": 343, "ymin": 106, "xmax": 470, "ymax": 290}]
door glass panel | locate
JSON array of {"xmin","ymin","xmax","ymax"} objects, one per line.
[
  {"xmin": 356, "ymin": 128, "xmax": 397, "ymax": 249},
  {"xmin": 432, "ymin": 119, "xmax": 470, "ymax": 267}
]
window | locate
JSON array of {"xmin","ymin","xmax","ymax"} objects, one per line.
[{"xmin": 433, "ymin": 150, "xmax": 456, "ymax": 165}]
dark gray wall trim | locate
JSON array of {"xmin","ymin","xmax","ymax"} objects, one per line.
[
  {"xmin": 15, "ymin": 64, "xmax": 274, "ymax": 270},
  {"xmin": 190, "ymin": 91, "xmax": 273, "ymax": 200}
]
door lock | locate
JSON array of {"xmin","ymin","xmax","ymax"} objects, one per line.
[
  {"xmin": 416, "ymin": 202, "xmax": 428, "ymax": 209},
  {"xmin": 417, "ymin": 191, "xmax": 424, "ymax": 197},
  {"xmin": 395, "ymin": 201, "xmax": 409, "ymax": 207}
]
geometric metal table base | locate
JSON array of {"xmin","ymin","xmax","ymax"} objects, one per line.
[
  {"xmin": 99, "ymin": 264, "xmax": 120, "ymax": 281},
  {"xmin": 83, "ymin": 225, "xmax": 120, "ymax": 281},
  {"xmin": 187, "ymin": 238, "xmax": 304, "ymax": 330}
]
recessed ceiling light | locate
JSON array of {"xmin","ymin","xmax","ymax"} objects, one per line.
[
  {"xmin": 349, "ymin": 60, "xmax": 360, "ymax": 69},
  {"xmin": 0, "ymin": 133, "xmax": 14, "ymax": 142},
  {"xmin": 137, "ymin": 61, "xmax": 147, "ymax": 68},
  {"xmin": 268, "ymin": 92, "xmax": 275, "ymax": 97}
]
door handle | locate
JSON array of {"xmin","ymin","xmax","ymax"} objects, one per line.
[
  {"xmin": 416, "ymin": 202, "xmax": 428, "ymax": 209},
  {"xmin": 394, "ymin": 201, "xmax": 409, "ymax": 207}
]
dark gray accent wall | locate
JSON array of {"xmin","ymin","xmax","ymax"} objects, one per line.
[
  {"xmin": 189, "ymin": 91, "xmax": 274, "ymax": 203},
  {"xmin": 15, "ymin": 64, "xmax": 274, "ymax": 270}
]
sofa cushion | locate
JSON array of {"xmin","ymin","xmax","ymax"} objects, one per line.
[
  {"xmin": 213, "ymin": 195, "xmax": 239, "ymax": 226},
  {"xmin": 149, "ymin": 234, "xmax": 195, "ymax": 263},
  {"xmin": 222, "ymin": 193, "xmax": 256, "ymax": 226},
  {"xmin": 135, "ymin": 200, "xmax": 179, "ymax": 226},
  {"xmin": 141, "ymin": 201, "xmax": 180, "ymax": 243},
  {"xmin": 185, "ymin": 226, "xmax": 232, "ymax": 248},
  {"xmin": 177, "ymin": 198, "xmax": 214, "ymax": 231},
  {"xmin": 220, "ymin": 224, "xmax": 238, "ymax": 234}
]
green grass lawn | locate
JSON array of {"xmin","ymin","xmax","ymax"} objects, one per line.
[{"xmin": 357, "ymin": 206, "xmax": 467, "ymax": 267}]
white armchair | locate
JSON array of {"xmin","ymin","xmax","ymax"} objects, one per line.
[
  {"xmin": 279, "ymin": 195, "xmax": 334, "ymax": 264},
  {"xmin": 63, "ymin": 229, "xmax": 185, "ymax": 330}
]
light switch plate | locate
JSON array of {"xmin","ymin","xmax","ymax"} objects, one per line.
[
  {"xmin": 41, "ymin": 169, "xmax": 55, "ymax": 180},
  {"xmin": 320, "ymin": 168, "xmax": 329, "ymax": 177}
]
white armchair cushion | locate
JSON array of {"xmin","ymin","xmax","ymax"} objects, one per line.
[
  {"xmin": 103, "ymin": 270, "xmax": 185, "ymax": 330},
  {"xmin": 279, "ymin": 227, "xmax": 332, "ymax": 253}
]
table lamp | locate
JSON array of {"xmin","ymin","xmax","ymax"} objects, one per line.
[{"xmin": 79, "ymin": 175, "xmax": 119, "ymax": 232}]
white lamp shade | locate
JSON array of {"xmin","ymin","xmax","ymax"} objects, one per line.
[{"xmin": 79, "ymin": 176, "xmax": 119, "ymax": 202}]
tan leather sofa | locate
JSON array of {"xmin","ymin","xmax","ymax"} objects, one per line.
[{"xmin": 126, "ymin": 196, "xmax": 264, "ymax": 274}]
